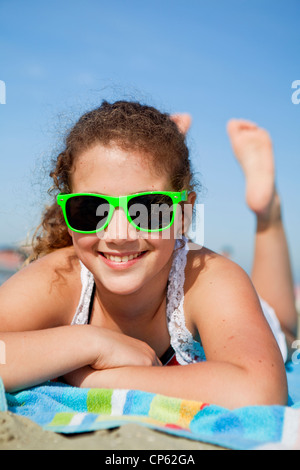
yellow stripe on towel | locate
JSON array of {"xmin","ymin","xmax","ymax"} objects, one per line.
[{"xmin": 177, "ymin": 400, "xmax": 203, "ymax": 429}]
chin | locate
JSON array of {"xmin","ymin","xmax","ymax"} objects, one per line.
[{"xmin": 99, "ymin": 276, "xmax": 145, "ymax": 296}]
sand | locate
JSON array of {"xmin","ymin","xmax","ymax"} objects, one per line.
[{"xmin": 0, "ymin": 412, "xmax": 225, "ymax": 450}]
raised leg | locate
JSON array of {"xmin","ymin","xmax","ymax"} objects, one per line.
[{"xmin": 227, "ymin": 119, "xmax": 298, "ymax": 343}]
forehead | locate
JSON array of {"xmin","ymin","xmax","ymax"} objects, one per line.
[{"xmin": 71, "ymin": 144, "xmax": 170, "ymax": 194}]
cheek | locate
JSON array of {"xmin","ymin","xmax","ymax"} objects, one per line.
[
  {"xmin": 69, "ymin": 231, "xmax": 99, "ymax": 252},
  {"xmin": 147, "ymin": 238, "xmax": 176, "ymax": 264}
]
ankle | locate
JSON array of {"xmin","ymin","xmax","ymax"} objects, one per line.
[{"xmin": 256, "ymin": 192, "xmax": 282, "ymax": 231}]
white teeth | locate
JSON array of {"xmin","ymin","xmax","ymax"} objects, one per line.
[{"xmin": 103, "ymin": 252, "xmax": 143, "ymax": 262}]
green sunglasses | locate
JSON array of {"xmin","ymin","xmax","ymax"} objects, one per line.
[{"xmin": 57, "ymin": 190, "xmax": 188, "ymax": 234}]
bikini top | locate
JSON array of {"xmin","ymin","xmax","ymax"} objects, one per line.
[{"xmin": 71, "ymin": 236, "xmax": 206, "ymax": 365}]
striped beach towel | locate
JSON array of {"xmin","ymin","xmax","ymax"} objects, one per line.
[{"xmin": 1, "ymin": 361, "xmax": 300, "ymax": 450}]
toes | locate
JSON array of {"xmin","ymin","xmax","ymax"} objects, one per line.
[
  {"xmin": 170, "ymin": 113, "xmax": 192, "ymax": 135},
  {"xmin": 227, "ymin": 119, "xmax": 258, "ymax": 135}
]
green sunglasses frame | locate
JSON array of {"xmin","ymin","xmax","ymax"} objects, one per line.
[{"xmin": 57, "ymin": 190, "xmax": 188, "ymax": 234}]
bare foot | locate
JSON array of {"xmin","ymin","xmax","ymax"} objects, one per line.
[
  {"xmin": 170, "ymin": 113, "xmax": 192, "ymax": 135},
  {"xmin": 227, "ymin": 119, "xmax": 276, "ymax": 219}
]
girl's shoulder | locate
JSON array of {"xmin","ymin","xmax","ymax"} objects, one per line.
[
  {"xmin": 186, "ymin": 243, "xmax": 230, "ymax": 279},
  {"xmin": 185, "ymin": 243, "xmax": 252, "ymax": 329},
  {"xmin": 0, "ymin": 246, "xmax": 82, "ymax": 331},
  {"xmin": 186, "ymin": 242, "xmax": 248, "ymax": 286}
]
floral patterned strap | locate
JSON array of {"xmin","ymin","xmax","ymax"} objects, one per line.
[{"xmin": 166, "ymin": 237, "xmax": 206, "ymax": 364}]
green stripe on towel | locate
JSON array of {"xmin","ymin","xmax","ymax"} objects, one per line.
[{"xmin": 87, "ymin": 388, "xmax": 113, "ymax": 414}]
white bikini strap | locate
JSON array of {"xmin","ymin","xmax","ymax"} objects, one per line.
[{"xmin": 71, "ymin": 261, "xmax": 94, "ymax": 325}]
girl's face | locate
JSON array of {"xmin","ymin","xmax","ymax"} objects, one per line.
[{"xmin": 69, "ymin": 143, "xmax": 186, "ymax": 295}]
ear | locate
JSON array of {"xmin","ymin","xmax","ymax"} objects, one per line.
[
  {"xmin": 181, "ymin": 191, "xmax": 197, "ymax": 235},
  {"xmin": 187, "ymin": 191, "xmax": 197, "ymax": 207}
]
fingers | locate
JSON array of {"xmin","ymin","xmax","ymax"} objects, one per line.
[{"xmin": 155, "ymin": 356, "xmax": 163, "ymax": 367}]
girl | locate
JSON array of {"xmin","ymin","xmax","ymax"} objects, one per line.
[{"xmin": 0, "ymin": 101, "xmax": 297, "ymax": 409}]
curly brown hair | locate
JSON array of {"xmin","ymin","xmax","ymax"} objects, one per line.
[{"xmin": 29, "ymin": 100, "xmax": 199, "ymax": 261}]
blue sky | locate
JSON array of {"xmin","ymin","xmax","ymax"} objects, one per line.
[{"xmin": 0, "ymin": 0, "xmax": 300, "ymax": 282}]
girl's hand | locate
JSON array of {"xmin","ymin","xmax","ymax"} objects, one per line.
[{"xmin": 90, "ymin": 326, "xmax": 162, "ymax": 370}]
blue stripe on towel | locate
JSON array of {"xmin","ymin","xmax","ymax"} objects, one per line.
[{"xmin": 0, "ymin": 377, "xmax": 7, "ymax": 412}]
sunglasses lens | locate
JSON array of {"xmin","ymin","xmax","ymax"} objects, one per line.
[
  {"xmin": 66, "ymin": 196, "xmax": 110, "ymax": 232},
  {"xmin": 128, "ymin": 194, "xmax": 174, "ymax": 230}
]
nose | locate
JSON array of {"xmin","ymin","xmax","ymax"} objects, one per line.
[{"xmin": 100, "ymin": 207, "xmax": 139, "ymax": 242}]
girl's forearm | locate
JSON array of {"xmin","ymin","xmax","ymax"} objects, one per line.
[
  {"xmin": 0, "ymin": 325, "xmax": 99, "ymax": 392},
  {"xmin": 77, "ymin": 361, "xmax": 287, "ymax": 409}
]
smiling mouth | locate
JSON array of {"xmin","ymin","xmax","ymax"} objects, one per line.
[{"xmin": 99, "ymin": 251, "xmax": 147, "ymax": 263}]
